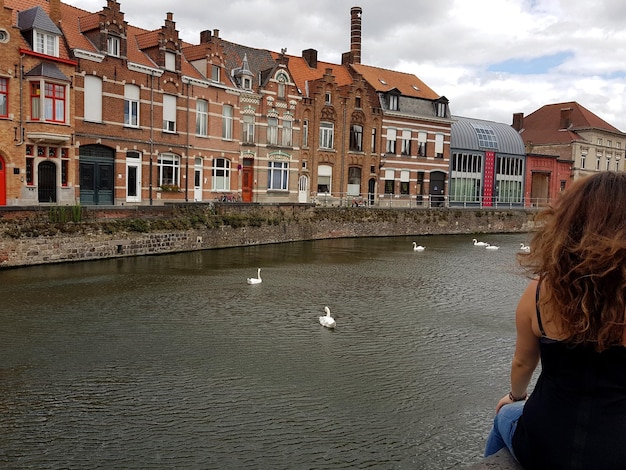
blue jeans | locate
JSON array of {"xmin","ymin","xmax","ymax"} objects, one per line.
[{"xmin": 484, "ymin": 401, "xmax": 525, "ymax": 458}]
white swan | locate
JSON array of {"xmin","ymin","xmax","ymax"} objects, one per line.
[
  {"xmin": 319, "ymin": 306, "xmax": 336, "ymax": 329},
  {"xmin": 473, "ymin": 238, "xmax": 488, "ymax": 246},
  {"xmin": 412, "ymin": 242, "xmax": 425, "ymax": 252},
  {"xmin": 485, "ymin": 243, "xmax": 499, "ymax": 250},
  {"xmin": 520, "ymin": 243, "xmax": 530, "ymax": 253},
  {"xmin": 246, "ymin": 267, "xmax": 262, "ymax": 284}
]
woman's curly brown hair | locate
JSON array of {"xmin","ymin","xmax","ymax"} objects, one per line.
[{"xmin": 519, "ymin": 171, "xmax": 626, "ymax": 351}]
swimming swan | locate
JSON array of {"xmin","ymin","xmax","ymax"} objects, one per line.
[
  {"xmin": 485, "ymin": 243, "xmax": 499, "ymax": 250},
  {"xmin": 247, "ymin": 268, "xmax": 262, "ymax": 284},
  {"xmin": 520, "ymin": 243, "xmax": 530, "ymax": 253},
  {"xmin": 412, "ymin": 242, "xmax": 425, "ymax": 252},
  {"xmin": 319, "ymin": 306, "xmax": 336, "ymax": 329},
  {"xmin": 473, "ymin": 238, "xmax": 488, "ymax": 246}
]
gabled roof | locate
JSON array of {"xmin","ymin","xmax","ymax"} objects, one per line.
[
  {"xmin": 17, "ymin": 6, "xmax": 61, "ymax": 34},
  {"xmin": 222, "ymin": 40, "xmax": 277, "ymax": 86},
  {"xmin": 451, "ymin": 115, "xmax": 525, "ymax": 155},
  {"xmin": 351, "ymin": 63, "xmax": 439, "ymax": 100},
  {"xmin": 273, "ymin": 52, "xmax": 353, "ymax": 96},
  {"xmin": 77, "ymin": 12, "xmax": 100, "ymax": 33},
  {"xmin": 519, "ymin": 101, "xmax": 625, "ymax": 144},
  {"xmin": 60, "ymin": 3, "xmax": 98, "ymax": 54}
]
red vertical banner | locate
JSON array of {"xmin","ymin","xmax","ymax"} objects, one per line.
[{"xmin": 483, "ymin": 151, "xmax": 495, "ymax": 207}]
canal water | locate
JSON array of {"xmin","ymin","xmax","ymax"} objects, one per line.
[{"xmin": 0, "ymin": 233, "xmax": 534, "ymax": 469}]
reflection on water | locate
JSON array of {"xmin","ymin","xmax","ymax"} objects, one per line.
[{"xmin": 0, "ymin": 233, "xmax": 532, "ymax": 469}]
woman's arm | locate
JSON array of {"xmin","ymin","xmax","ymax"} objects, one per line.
[{"xmin": 495, "ymin": 280, "xmax": 541, "ymax": 412}]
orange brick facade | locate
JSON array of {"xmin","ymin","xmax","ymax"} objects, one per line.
[{"xmin": 0, "ymin": 0, "xmax": 452, "ymax": 207}]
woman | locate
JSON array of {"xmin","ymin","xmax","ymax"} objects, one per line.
[{"xmin": 484, "ymin": 172, "xmax": 626, "ymax": 469}]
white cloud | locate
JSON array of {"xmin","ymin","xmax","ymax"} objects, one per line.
[{"xmin": 64, "ymin": 0, "xmax": 626, "ymax": 131}]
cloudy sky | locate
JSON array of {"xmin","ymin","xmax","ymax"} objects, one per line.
[{"xmin": 65, "ymin": 0, "xmax": 626, "ymax": 131}]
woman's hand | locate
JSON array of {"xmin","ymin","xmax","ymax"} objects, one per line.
[{"xmin": 495, "ymin": 393, "xmax": 514, "ymax": 413}]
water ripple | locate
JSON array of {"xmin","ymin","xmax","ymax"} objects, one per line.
[{"xmin": 0, "ymin": 234, "xmax": 530, "ymax": 469}]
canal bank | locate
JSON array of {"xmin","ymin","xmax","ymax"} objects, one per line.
[{"xmin": 0, "ymin": 203, "xmax": 538, "ymax": 268}]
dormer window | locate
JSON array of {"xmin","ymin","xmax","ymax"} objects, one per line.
[
  {"xmin": 107, "ymin": 36, "xmax": 120, "ymax": 57},
  {"xmin": 35, "ymin": 30, "xmax": 58, "ymax": 57},
  {"xmin": 388, "ymin": 94, "xmax": 398, "ymax": 111},
  {"xmin": 243, "ymin": 77, "xmax": 252, "ymax": 90},
  {"xmin": 436, "ymin": 101, "xmax": 446, "ymax": 118},
  {"xmin": 212, "ymin": 65, "xmax": 220, "ymax": 82},
  {"xmin": 165, "ymin": 51, "xmax": 176, "ymax": 71}
]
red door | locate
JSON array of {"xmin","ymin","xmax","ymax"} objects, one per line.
[
  {"xmin": 0, "ymin": 156, "xmax": 6, "ymax": 205},
  {"xmin": 242, "ymin": 159, "xmax": 253, "ymax": 202}
]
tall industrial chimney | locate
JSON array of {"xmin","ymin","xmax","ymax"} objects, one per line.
[{"xmin": 350, "ymin": 6, "xmax": 362, "ymax": 64}]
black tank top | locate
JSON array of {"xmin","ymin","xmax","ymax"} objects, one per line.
[{"xmin": 512, "ymin": 282, "xmax": 626, "ymax": 469}]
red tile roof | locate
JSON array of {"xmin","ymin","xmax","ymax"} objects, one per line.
[
  {"xmin": 520, "ymin": 101, "xmax": 624, "ymax": 144},
  {"xmin": 6, "ymin": 0, "xmax": 73, "ymax": 60},
  {"xmin": 271, "ymin": 52, "xmax": 353, "ymax": 95},
  {"xmin": 351, "ymin": 63, "xmax": 439, "ymax": 100}
]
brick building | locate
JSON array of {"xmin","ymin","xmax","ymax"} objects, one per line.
[
  {"xmin": 0, "ymin": 0, "xmax": 76, "ymax": 205},
  {"xmin": 0, "ymin": 1, "xmax": 449, "ymax": 207},
  {"xmin": 278, "ymin": 7, "xmax": 452, "ymax": 207},
  {"xmin": 513, "ymin": 102, "xmax": 626, "ymax": 205}
]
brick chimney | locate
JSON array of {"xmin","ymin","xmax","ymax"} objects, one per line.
[
  {"xmin": 49, "ymin": 0, "xmax": 61, "ymax": 25},
  {"xmin": 200, "ymin": 30, "xmax": 212, "ymax": 44},
  {"xmin": 512, "ymin": 112, "xmax": 524, "ymax": 131},
  {"xmin": 350, "ymin": 6, "xmax": 362, "ymax": 64},
  {"xmin": 302, "ymin": 48, "xmax": 318, "ymax": 68}
]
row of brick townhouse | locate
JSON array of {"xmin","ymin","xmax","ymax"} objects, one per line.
[
  {"xmin": 1, "ymin": 0, "xmax": 623, "ymax": 208},
  {"xmin": 0, "ymin": 1, "xmax": 455, "ymax": 206}
]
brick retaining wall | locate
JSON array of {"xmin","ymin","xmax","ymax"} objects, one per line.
[{"xmin": 0, "ymin": 203, "xmax": 538, "ymax": 268}]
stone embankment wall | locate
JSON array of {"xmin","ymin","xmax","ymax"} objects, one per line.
[{"xmin": 0, "ymin": 203, "xmax": 538, "ymax": 268}]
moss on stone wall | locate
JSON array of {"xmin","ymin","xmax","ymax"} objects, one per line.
[{"xmin": 0, "ymin": 204, "xmax": 539, "ymax": 268}]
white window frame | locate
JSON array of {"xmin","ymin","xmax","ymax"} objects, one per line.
[
  {"xmin": 401, "ymin": 129, "xmax": 411, "ymax": 156},
  {"xmin": 268, "ymin": 160, "xmax": 288, "ymax": 191},
  {"xmin": 317, "ymin": 164, "xmax": 332, "ymax": 193},
  {"xmin": 389, "ymin": 94, "xmax": 399, "ymax": 111},
  {"xmin": 222, "ymin": 105, "xmax": 233, "ymax": 140},
  {"xmin": 124, "ymin": 84, "xmax": 139, "ymax": 127},
  {"xmin": 417, "ymin": 131, "xmax": 427, "ymax": 156},
  {"xmin": 84, "ymin": 75, "xmax": 102, "ymax": 123},
  {"xmin": 196, "ymin": 99, "xmax": 208, "ymax": 136},
  {"xmin": 435, "ymin": 133, "xmax": 444, "ymax": 158},
  {"xmin": 282, "ymin": 119, "xmax": 293, "ymax": 147},
  {"xmin": 157, "ymin": 153, "xmax": 180, "ymax": 187},
  {"xmin": 212, "ymin": 65, "xmax": 220, "ymax": 82},
  {"xmin": 242, "ymin": 114, "xmax": 255, "ymax": 143},
  {"xmin": 34, "ymin": 30, "xmax": 58, "ymax": 57},
  {"xmin": 386, "ymin": 128, "xmax": 397, "ymax": 154},
  {"xmin": 267, "ymin": 117, "xmax": 278, "ymax": 145},
  {"xmin": 212, "ymin": 158, "xmax": 230, "ymax": 191},
  {"xmin": 320, "ymin": 122, "xmax": 334, "ymax": 149},
  {"xmin": 162, "ymin": 94, "xmax": 176, "ymax": 132},
  {"xmin": 107, "ymin": 36, "xmax": 120, "ymax": 57}
]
